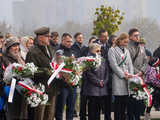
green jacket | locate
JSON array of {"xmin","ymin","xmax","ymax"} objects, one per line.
[{"xmin": 26, "ymin": 44, "xmax": 61, "ymax": 96}]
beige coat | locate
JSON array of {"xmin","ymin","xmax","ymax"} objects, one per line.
[{"xmin": 128, "ymin": 40, "xmax": 148, "ymax": 74}]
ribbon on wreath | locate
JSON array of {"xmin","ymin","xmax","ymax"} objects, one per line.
[
  {"xmin": 8, "ymin": 78, "xmax": 44, "ymax": 103},
  {"xmin": 17, "ymin": 81, "xmax": 43, "ymax": 95},
  {"xmin": 48, "ymin": 62, "xmax": 73, "ymax": 86},
  {"xmin": 129, "ymin": 74, "xmax": 152, "ymax": 107},
  {"xmin": 8, "ymin": 78, "xmax": 16, "ymax": 103},
  {"xmin": 139, "ymin": 76, "xmax": 152, "ymax": 107},
  {"xmin": 50, "ymin": 62, "xmax": 72, "ymax": 78}
]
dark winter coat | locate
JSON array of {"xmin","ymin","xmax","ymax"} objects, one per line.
[
  {"xmin": 71, "ymin": 42, "xmax": 86, "ymax": 58},
  {"xmin": 26, "ymin": 44, "xmax": 61, "ymax": 95},
  {"xmin": 82, "ymin": 53, "xmax": 109, "ymax": 96},
  {"xmin": 50, "ymin": 41, "xmax": 59, "ymax": 51}
]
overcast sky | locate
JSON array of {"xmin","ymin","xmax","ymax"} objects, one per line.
[{"xmin": 0, "ymin": 0, "xmax": 159, "ymax": 25}]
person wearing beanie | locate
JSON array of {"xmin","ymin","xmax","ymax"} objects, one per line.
[{"xmin": 0, "ymin": 37, "xmax": 27, "ymax": 120}]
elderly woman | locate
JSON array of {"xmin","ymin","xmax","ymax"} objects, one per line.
[
  {"xmin": 82, "ymin": 43, "xmax": 109, "ymax": 120},
  {"xmin": 0, "ymin": 37, "xmax": 27, "ymax": 120},
  {"xmin": 20, "ymin": 36, "xmax": 34, "ymax": 60},
  {"xmin": 108, "ymin": 33, "xmax": 133, "ymax": 120}
]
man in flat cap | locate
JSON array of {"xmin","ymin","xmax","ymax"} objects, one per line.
[{"xmin": 26, "ymin": 27, "xmax": 61, "ymax": 120}]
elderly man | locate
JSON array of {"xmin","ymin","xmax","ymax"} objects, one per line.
[{"xmin": 26, "ymin": 27, "xmax": 61, "ymax": 120}]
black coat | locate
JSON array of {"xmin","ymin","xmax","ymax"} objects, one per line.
[
  {"xmin": 153, "ymin": 46, "xmax": 160, "ymax": 58},
  {"xmin": 26, "ymin": 44, "xmax": 61, "ymax": 96},
  {"xmin": 71, "ymin": 42, "xmax": 86, "ymax": 58},
  {"xmin": 82, "ymin": 53, "xmax": 109, "ymax": 96},
  {"xmin": 81, "ymin": 47, "xmax": 89, "ymax": 57},
  {"xmin": 50, "ymin": 41, "xmax": 59, "ymax": 51},
  {"xmin": 58, "ymin": 44, "xmax": 73, "ymax": 57}
]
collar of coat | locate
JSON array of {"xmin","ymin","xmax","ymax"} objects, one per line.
[
  {"xmin": 59, "ymin": 44, "xmax": 72, "ymax": 51},
  {"xmin": 129, "ymin": 40, "xmax": 139, "ymax": 46},
  {"xmin": 36, "ymin": 44, "xmax": 54, "ymax": 59}
]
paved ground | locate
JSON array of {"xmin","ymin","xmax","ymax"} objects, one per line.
[{"xmin": 62, "ymin": 109, "xmax": 160, "ymax": 120}]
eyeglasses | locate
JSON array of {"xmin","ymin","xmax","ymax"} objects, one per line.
[{"xmin": 133, "ymin": 34, "xmax": 139, "ymax": 37}]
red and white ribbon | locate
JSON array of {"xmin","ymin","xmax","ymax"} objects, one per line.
[
  {"xmin": 48, "ymin": 62, "xmax": 65, "ymax": 86},
  {"xmin": 18, "ymin": 81, "xmax": 43, "ymax": 95},
  {"xmin": 138, "ymin": 77, "xmax": 152, "ymax": 107},
  {"xmin": 129, "ymin": 73, "xmax": 152, "ymax": 107}
]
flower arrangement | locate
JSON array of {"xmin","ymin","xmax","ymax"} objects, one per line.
[
  {"xmin": 129, "ymin": 77, "xmax": 154, "ymax": 106},
  {"xmin": 3, "ymin": 63, "xmax": 48, "ymax": 107},
  {"xmin": 49, "ymin": 54, "xmax": 102, "ymax": 87},
  {"xmin": 21, "ymin": 81, "xmax": 48, "ymax": 107},
  {"xmin": 4, "ymin": 63, "xmax": 38, "ymax": 83}
]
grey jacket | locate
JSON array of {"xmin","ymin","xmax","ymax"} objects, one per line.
[
  {"xmin": 82, "ymin": 53, "xmax": 109, "ymax": 96},
  {"xmin": 128, "ymin": 40, "xmax": 148, "ymax": 74},
  {"xmin": 108, "ymin": 46, "xmax": 133, "ymax": 96}
]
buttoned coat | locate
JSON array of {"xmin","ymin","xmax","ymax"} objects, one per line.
[
  {"xmin": 108, "ymin": 46, "xmax": 133, "ymax": 95},
  {"xmin": 128, "ymin": 40, "xmax": 148, "ymax": 74}
]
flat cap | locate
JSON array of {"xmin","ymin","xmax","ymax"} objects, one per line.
[{"xmin": 34, "ymin": 27, "xmax": 50, "ymax": 35}]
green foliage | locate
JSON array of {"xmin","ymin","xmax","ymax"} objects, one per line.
[{"xmin": 93, "ymin": 5, "xmax": 125, "ymax": 36}]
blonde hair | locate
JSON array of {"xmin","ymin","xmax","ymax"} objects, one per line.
[
  {"xmin": 21, "ymin": 36, "xmax": 32, "ymax": 47},
  {"xmin": 89, "ymin": 43, "xmax": 101, "ymax": 51},
  {"xmin": 114, "ymin": 33, "xmax": 129, "ymax": 47}
]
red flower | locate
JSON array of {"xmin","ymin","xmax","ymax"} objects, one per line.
[
  {"xmin": 72, "ymin": 82, "xmax": 75, "ymax": 86},
  {"xmin": 142, "ymin": 84, "xmax": 147, "ymax": 88},
  {"xmin": 27, "ymin": 91, "xmax": 32, "ymax": 96},
  {"xmin": 87, "ymin": 59, "xmax": 94, "ymax": 62},
  {"xmin": 12, "ymin": 66, "xmax": 16, "ymax": 70},
  {"xmin": 133, "ymin": 87, "xmax": 138, "ymax": 92},
  {"xmin": 18, "ymin": 67, "xmax": 23, "ymax": 72}
]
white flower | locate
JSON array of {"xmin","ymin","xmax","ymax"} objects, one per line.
[{"xmin": 41, "ymin": 94, "xmax": 48, "ymax": 105}]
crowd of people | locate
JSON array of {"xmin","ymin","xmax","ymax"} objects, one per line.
[{"xmin": 0, "ymin": 27, "xmax": 160, "ymax": 120}]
